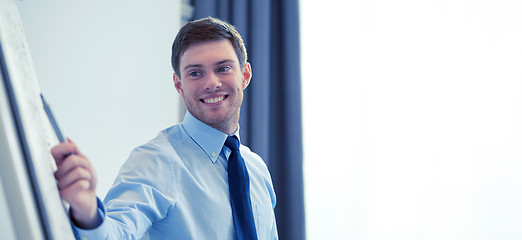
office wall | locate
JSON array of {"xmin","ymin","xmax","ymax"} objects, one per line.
[{"xmin": 17, "ymin": 0, "xmax": 184, "ymax": 198}]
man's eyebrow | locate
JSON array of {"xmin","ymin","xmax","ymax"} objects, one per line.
[
  {"xmin": 215, "ymin": 59, "xmax": 235, "ymax": 66},
  {"xmin": 183, "ymin": 60, "xmax": 236, "ymax": 71},
  {"xmin": 183, "ymin": 64, "xmax": 203, "ymax": 71}
]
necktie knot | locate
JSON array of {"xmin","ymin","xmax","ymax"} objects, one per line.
[{"xmin": 225, "ymin": 136, "xmax": 240, "ymax": 151}]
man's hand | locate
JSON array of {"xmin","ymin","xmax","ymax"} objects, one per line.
[{"xmin": 51, "ymin": 138, "xmax": 100, "ymax": 229}]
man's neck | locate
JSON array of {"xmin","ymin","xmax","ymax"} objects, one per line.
[
  {"xmin": 190, "ymin": 112, "xmax": 240, "ymax": 136},
  {"xmin": 209, "ymin": 118, "xmax": 239, "ymax": 136}
]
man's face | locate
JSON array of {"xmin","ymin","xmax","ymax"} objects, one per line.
[{"xmin": 174, "ymin": 39, "xmax": 251, "ymax": 134}]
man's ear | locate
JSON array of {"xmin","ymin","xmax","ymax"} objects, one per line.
[
  {"xmin": 242, "ymin": 62, "xmax": 252, "ymax": 90},
  {"xmin": 173, "ymin": 73, "xmax": 184, "ymax": 97}
]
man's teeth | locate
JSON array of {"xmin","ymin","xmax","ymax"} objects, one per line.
[{"xmin": 203, "ymin": 96, "xmax": 225, "ymax": 103}]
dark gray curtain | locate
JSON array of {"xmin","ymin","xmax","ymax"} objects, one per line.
[{"xmin": 192, "ymin": 0, "xmax": 305, "ymax": 239}]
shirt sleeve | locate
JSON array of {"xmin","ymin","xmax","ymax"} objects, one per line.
[
  {"xmin": 74, "ymin": 198, "xmax": 108, "ymax": 239},
  {"xmin": 75, "ymin": 143, "xmax": 176, "ymax": 239},
  {"xmin": 271, "ymin": 212, "xmax": 279, "ymax": 240}
]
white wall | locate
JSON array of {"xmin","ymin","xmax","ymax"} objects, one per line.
[
  {"xmin": 301, "ymin": 0, "xmax": 522, "ymax": 239},
  {"xmin": 17, "ymin": 0, "xmax": 183, "ymax": 198}
]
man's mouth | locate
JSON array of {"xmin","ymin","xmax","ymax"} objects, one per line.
[{"xmin": 201, "ymin": 95, "xmax": 227, "ymax": 104}]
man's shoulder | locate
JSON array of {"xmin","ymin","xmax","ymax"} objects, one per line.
[
  {"xmin": 128, "ymin": 124, "xmax": 188, "ymax": 163},
  {"xmin": 136, "ymin": 124, "xmax": 188, "ymax": 150},
  {"xmin": 240, "ymin": 145, "xmax": 270, "ymax": 174}
]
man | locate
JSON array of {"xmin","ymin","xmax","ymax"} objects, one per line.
[{"xmin": 51, "ymin": 17, "xmax": 278, "ymax": 239}]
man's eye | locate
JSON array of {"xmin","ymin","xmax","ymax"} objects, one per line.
[
  {"xmin": 189, "ymin": 71, "xmax": 201, "ymax": 77},
  {"xmin": 218, "ymin": 66, "xmax": 231, "ymax": 72}
]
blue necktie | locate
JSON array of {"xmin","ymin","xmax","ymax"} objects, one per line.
[{"xmin": 225, "ymin": 136, "xmax": 258, "ymax": 240}]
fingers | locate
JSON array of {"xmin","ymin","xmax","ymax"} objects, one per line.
[
  {"xmin": 54, "ymin": 154, "xmax": 95, "ymax": 186},
  {"xmin": 59, "ymin": 179, "xmax": 92, "ymax": 201},
  {"xmin": 56, "ymin": 166, "xmax": 92, "ymax": 190},
  {"xmin": 51, "ymin": 141, "xmax": 80, "ymax": 166},
  {"xmin": 54, "ymin": 154, "xmax": 88, "ymax": 178}
]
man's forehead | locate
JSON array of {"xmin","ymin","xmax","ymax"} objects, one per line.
[{"xmin": 180, "ymin": 39, "xmax": 239, "ymax": 69}]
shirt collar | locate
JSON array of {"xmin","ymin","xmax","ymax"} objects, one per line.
[{"xmin": 181, "ymin": 111, "xmax": 240, "ymax": 163}]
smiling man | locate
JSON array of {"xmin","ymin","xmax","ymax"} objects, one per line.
[
  {"xmin": 51, "ymin": 17, "xmax": 278, "ymax": 239},
  {"xmin": 174, "ymin": 38, "xmax": 250, "ymax": 135}
]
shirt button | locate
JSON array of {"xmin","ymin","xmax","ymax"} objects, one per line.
[
  {"xmin": 81, "ymin": 237, "xmax": 88, "ymax": 240},
  {"xmin": 212, "ymin": 152, "xmax": 216, "ymax": 157}
]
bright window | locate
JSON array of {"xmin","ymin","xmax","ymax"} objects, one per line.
[{"xmin": 301, "ymin": 1, "xmax": 522, "ymax": 239}]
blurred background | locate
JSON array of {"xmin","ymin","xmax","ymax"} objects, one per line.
[
  {"xmin": 14, "ymin": 0, "xmax": 522, "ymax": 239},
  {"xmin": 17, "ymin": 0, "xmax": 184, "ymax": 205},
  {"xmin": 301, "ymin": 0, "xmax": 522, "ymax": 239}
]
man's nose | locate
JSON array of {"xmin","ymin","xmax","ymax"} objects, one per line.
[{"xmin": 205, "ymin": 72, "xmax": 222, "ymax": 90}]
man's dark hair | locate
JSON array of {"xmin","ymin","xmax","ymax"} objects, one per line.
[{"xmin": 171, "ymin": 17, "xmax": 247, "ymax": 76}]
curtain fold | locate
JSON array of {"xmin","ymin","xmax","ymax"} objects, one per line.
[{"xmin": 193, "ymin": 1, "xmax": 305, "ymax": 239}]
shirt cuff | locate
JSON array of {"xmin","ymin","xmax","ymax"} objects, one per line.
[{"xmin": 73, "ymin": 197, "xmax": 109, "ymax": 240}]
